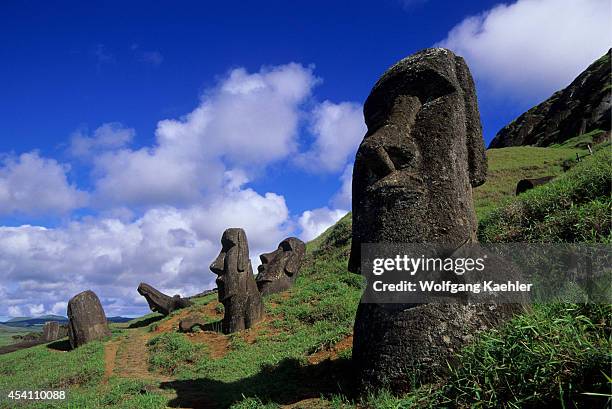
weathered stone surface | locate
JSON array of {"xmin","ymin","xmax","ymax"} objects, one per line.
[
  {"xmin": 490, "ymin": 49, "xmax": 611, "ymax": 148},
  {"xmin": 516, "ymin": 176, "xmax": 554, "ymax": 195},
  {"xmin": 67, "ymin": 290, "xmax": 111, "ymax": 348},
  {"xmin": 137, "ymin": 283, "xmax": 193, "ymax": 316},
  {"xmin": 210, "ymin": 228, "xmax": 264, "ymax": 334},
  {"xmin": 349, "ymin": 47, "xmax": 486, "ymax": 273},
  {"xmin": 42, "ymin": 321, "xmax": 69, "ymax": 342},
  {"xmin": 348, "ymin": 48, "xmax": 521, "ymax": 392},
  {"xmin": 256, "ymin": 237, "xmax": 306, "ymax": 296},
  {"xmin": 179, "ymin": 315, "xmax": 206, "ymax": 332}
]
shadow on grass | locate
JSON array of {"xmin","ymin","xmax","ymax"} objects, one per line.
[
  {"xmin": 128, "ymin": 314, "xmax": 164, "ymax": 328},
  {"xmin": 160, "ymin": 356, "xmax": 355, "ymax": 408},
  {"xmin": 46, "ymin": 338, "xmax": 71, "ymax": 351}
]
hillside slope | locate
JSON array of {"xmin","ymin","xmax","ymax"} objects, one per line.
[
  {"xmin": 489, "ymin": 49, "xmax": 611, "ymax": 148},
  {"xmin": 0, "ymin": 146, "xmax": 609, "ymax": 409}
]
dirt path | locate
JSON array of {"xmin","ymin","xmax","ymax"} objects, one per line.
[
  {"xmin": 103, "ymin": 340, "xmax": 120, "ymax": 383},
  {"xmin": 103, "ymin": 329, "xmax": 171, "ymax": 382}
]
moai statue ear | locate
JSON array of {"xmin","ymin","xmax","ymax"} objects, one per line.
[
  {"xmin": 454, "ymin": 55, "xmax": 487, "ymax": 187},
  {"xmin": 284, "ymin": 238, "xmax": 305, "ymax": 276},
  {"xmin": 237, "ymin": 229, "xmax": 249, "ymax": 272},
  {"xmin": 285, "ymin": 253, "xmax": 300, "ymax": 276}
]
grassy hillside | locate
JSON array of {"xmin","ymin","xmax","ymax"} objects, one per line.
[
  {"xmin": 473, "ymin": 145, "xmax": 585, "ymax": 219},
  {"xmin": 0, "ymin": 144, "xmax": 609, "ymax": 409},
  {"xmin": 479, "ymin": 147, "xmax": 611, "ymax": 243}
]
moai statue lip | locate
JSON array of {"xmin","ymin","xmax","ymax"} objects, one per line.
[
  {"xmin": 255, "ymin": 237, "xmax": 306, "ymax": 296},
  {"xmin": 210, "ymin": 228, "xmax": 264, "ymax": 334}
]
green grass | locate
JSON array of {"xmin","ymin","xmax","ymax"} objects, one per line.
[
  {"xmin": 473, "ymin": 145, "xmax": 586, "ymax": 219},
  {"xmin": 549, "ymin": 129, "xmax": 608, "ymax": 149},
  {"xmin": 478, "ymin": 148, "xmax": 611, "ymax": 243},
  {"xmin": 0, "ymin": 328, "xmax": 35, "ymax": 346},
  {"xmin": 147, "ymin": 332, "xmax": 207, "ymax": 375}
]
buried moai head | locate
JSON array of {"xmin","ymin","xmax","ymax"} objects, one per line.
[
  {"xmin": 256, "ymin": 237, "xmax": 306, "ymax": 296},
  {"xmin": 210, "ymin": 228, "xmax": 264, "ymax": 333},
  {"xmin": 67, "ymin": 290, "xmax": 111, "ymax": 349},
  {"xmin": 348, "ymin": 48, "xmax": 487, "ymax": 273},
  {"xmin": 137, "ymin": 282, "xmax": 192, "ymax": 316}
]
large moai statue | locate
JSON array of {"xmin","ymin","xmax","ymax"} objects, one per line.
[
  {"xmin": 137, "ymin": 282, "xmax": 193, "ymax": 316},
  {"xmin": 348, "ymin": 48, "xmax": 519, "ymax": 392},
  {"xmin": 67, "ymin": 290, "xmax": 111, "ymax": 348},
  {"xmin": 210, "ymin": 228, "xmax": 264, "ymax": 334},
  {"xmin": 255, "ymin": 237, "xmax": 306, "ymax": 296}
]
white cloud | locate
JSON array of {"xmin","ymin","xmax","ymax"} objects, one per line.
[
  {"xmin": 93, "ymin": 63, "xmax": 318, "ymax": 207},
  {"xmin": 0, "ymin": 187, "xmax": 290, "ymax": 317},
  {"xmin": 331, "ymin": 163, "xmax": 353, "ymax": 209},
  {"xmin": 50, "ymin": 301, "xmax": 67, "ymax": 316},
  {"xmin": 28, "ymin": 304, "xmax": 44, "ymax": 316},
  {"xmin": 0, "ymin": 152, "xmax": 88, "ymax": 216},
  {"xmin": 297, "ymin": 101, "xmax": 365, "ymax": 173},
  {"xmin": 437, "ymin": 0, "xmax": 611, "ymax": 100},
  {"xmin": 0, "ymin": 62, "xmax": 364, "ymax": 318},
  {"xmin": 69, "ymin": 122, "xmax": 134, "ymax": 158},
  {"xmin": 298, "ymin": 207, "xmax": 347, "ymax": 242},
  {"xmin": 7, "ymin": 305, "xmax": 23, "ymax": 317}
]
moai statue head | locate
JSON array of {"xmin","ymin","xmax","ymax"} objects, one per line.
[
  {"xmin": 255, "ymin": 237, "xmax": 306, "ymax": 296},
  {"xmin": 210, "ymin": 228, "xmax": 264, "ymax": 333},
  {"xmin": 348, "ymin": 48, "xmax": 487, "ymax": 273},
  {"xmin": 137, "ymin": 282, "xmax": 192, "ymax": 316},
  {"xmin": 210, "ymin": 228, "xmax": 252, "ymax": 301},
  {"xmin": 67, "ymin": 290, "xmax": 111, "ymax": 349}
]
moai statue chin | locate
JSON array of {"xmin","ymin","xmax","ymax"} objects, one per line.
[
  {"xmin": 210, "ymin": 228, "xmax": 264, "ymax": 334},
  {"xmin": 348, "ymin": 48, "xmax": 520, "ymax": 392},
  {"xmin": 255, "ymin": 237, "xmax": 306, "ymax": 296}
]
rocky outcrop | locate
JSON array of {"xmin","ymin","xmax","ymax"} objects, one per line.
[
  {"xmin": 137, "ymin": 283, "xmax": 193, "ymax": 316},
  {"xmin": 349, "ymin": 48, "xmax": 521, "ymax": 392},
  {"xmin": 67, "ymin": 290, "xmax": 111, "ymax": 348},
  {"xmin": 256, "ymin": 237, "xmax": 306, "ymax": 296},
  {"xmin": 490, "ymin": 49, "xmax": 611, "ymax": 148},
  {"xmin": 210, "ymin": 228, "xmax": 264, "ymax": 334}
]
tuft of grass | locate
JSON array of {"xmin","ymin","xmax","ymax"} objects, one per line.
[
  {"xmin": 437, "ymin": 303, "xmax": 612, "ymax": 408},
  {"xmin": 147, "ymin": 332, "xmax": 207, "ymax": 376}
]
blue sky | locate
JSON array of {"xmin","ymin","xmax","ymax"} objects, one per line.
[{"xmin": 0, "ymin": 0, "xmax": 609, "ymax": 319}]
